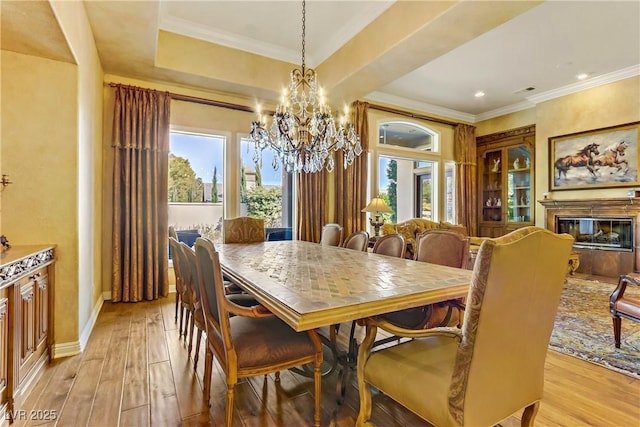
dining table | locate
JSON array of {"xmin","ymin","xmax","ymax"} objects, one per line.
[
  {"xmin": 217, "ymin": 239, "xmax": 473, "ymax": 408},
  {"xmin": 218, "ymin": 240, "xmax": 472, "ymax": 332}
]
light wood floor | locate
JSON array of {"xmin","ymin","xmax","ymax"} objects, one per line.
[{"xmin": 13, "ymin": 294, "xmax": 640, "ymax": 427}]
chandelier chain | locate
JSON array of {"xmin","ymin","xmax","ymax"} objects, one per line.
[{"xmin": 301, "ymin": 0, "xmax": 306, "ymax": 71}]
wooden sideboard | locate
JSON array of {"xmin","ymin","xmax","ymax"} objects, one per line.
[{"xmin": 0, "ymin": 246, "xmax": 54, "ymax": 423}]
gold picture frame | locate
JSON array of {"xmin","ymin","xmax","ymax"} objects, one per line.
[{"xmin": 550, "ymin": 121, "xmax": 640, "ymax": 191}]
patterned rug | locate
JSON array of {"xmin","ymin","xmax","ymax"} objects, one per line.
[{"xmin": 550, "ymin": 277, "xmax": 640, "ymax": 378}]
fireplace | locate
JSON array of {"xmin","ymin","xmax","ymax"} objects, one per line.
[{"xmin": 539, "ymin": 198, "xmax": 640, "ymax": 278}]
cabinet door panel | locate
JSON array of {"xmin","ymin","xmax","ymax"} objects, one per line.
[{"xmin": 18, "ymin": 281, "xmax": 35, "ymax": 366}]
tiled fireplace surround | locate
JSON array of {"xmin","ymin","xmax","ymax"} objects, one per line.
[{"xmin": 539, "ymin": 198, "xmax": 640, "ymax": 278}]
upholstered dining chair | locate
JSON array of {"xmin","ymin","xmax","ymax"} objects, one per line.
[
  {"xmin": 169, "ymin": 236, "xmax": 186, "ymax": 336},
  {"xmin": 320, "ymin": 223, "xmax": 344, "ymax": 246},
  {"xmin": 194, "ymin": 237, "xmax": 323, "ymax": 427},
  {"xmin": 342, "ymin": 231, "xmax": 369, "ymax": 251},
  {"xmin": 177, "ymin": 241, "xmax": 206, "ymax": 368},
  {"xmin": 371, "ymin": 233, "xmax": 406, "ymax": 258},
  {"xmin": 223, "ymin": 216, "xmax": 265, "ymax": 243},
  {"xmin": 413, "ymin": 229, "xmax": 470, "ymax": 329},
  {"xmin": 356, "ymin": 226, "xmax": 574, "ymax": 427}
]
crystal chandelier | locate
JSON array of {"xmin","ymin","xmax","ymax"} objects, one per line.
[{"xmin": 248, "ymin": 0, "xmax": 363, "ymax": 174}]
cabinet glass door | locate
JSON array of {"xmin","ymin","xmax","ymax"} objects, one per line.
[
  {"xmin": 507, "ymin": 146, "xmax": 532, "ymax": 223},
  {"xmin": 481, "ymin": 149, "xmax": 503, "ymax": 223}
]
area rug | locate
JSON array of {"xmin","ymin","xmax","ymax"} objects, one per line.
[{"xmin": 549, "ymin": 277, "xmax": 640, "ymax": 378}]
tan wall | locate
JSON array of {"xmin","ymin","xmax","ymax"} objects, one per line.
[
  {"xmin": 50, "ymin": 0, "xmax": 105, "ymax": 349},
  {"xmin": 0, "ymin": 51, "xmax": 79, "ymax": 345},
  {"xmin": 476, "ymin": 76, "xmax": 640, "ymax": 229}
]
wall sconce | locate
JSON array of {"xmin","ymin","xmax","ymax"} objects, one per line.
[{"xmin": 0, "ymin": 174, "xmax": 12, "ymax": 189}]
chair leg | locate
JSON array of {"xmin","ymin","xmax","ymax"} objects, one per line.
[
  {"xmin": 179, "ymin": 305, "xmax": 185, "ymax": 338},
  {"xmin": 203, "ymin": 349, "xmax": 213, "ymax": 407},
  {"xmin": 356, "ymin": 325, "xmax": 377, "ymax": 427},
  {"xmin": 174, "ymin": 293, "xmax": 179, "ymax": 322},
  {"xmin": 521, "ymin": 401, "xmax": 540, "ymax": 427},
  {"xmin": 613, "ymin": 316, "xmax": 622, "ymax": 348},
  {"xmin": 194, "ymin": 328, "xmax": 202, "ymax": 369},
  {"xmin": 225, "ymin": 384, "xmax": 235, "ymax": 427},
  {"xmin": 314, "ymin": 357, "xmax": 321, "ymax": 427},
  {"xmin": 187, "ymin": 312, "xmax": 195, "ymax": 355}
]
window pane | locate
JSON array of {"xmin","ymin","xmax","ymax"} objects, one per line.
[
  {"xmin": 416, "ymin": 161, "xmax": 435, "ymax": 220},
  {"xmin": 379, "ymin": 122, "xmax": 434, "ymax": 151},
  {"xmin": 241, "ymin": 139, "xmax": 293, "ymax": 240},
  {"xmin": 168, "ymin": 132, "xmax": 224, "ymax": 244},
  {"xmin": 444, "ymin": 161, "xmax": 456, "ymax": 223}
]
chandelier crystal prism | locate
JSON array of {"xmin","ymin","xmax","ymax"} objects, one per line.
[{"xmin": 248, "ymin": 0, "xmax": 362, "ymax": 174}]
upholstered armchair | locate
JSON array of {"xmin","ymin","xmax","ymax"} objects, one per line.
[
  {"xmin": 356, "ymin": 226, "xmax": 574, "ymax": 427},
  {"xmin": 609, "ymin": 273, "xmax": 640, "ymax": 348}
]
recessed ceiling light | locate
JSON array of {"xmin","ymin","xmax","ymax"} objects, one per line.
[
  {"xmin": 474, "ymin": 91, "xmax": 485, "ymax": 98},
  {"xmin": 577, "ymin": 73, "xmax": 589, "ymax": 80}
]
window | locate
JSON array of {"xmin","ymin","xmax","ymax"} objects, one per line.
[
  {"xmin": 240, "ymin": 138, "xmax": 294, "ymax": 239},
  {"xmin": 373, "ymin": 120, "xmax": 455, "ymax": 224},
  {"xmin": 168, "ymin": 131, "xmax": 224, "ymax": 243}
]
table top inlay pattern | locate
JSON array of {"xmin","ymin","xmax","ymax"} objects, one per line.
[{"xmin": 218, "ymin": 241, "xmax": 471, "ymax": 331}]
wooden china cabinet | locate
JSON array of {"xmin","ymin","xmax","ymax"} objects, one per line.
[{"xmin": 477, "ymin": 125, "xmax": 535, "ymax": 237}]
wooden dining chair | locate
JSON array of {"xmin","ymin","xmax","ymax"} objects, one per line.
[
  {"xmin": 372, "ymin": 233, "xmax": 406, "ymax": 258},
  {"xmin": 223, "ymin": 216, "xmax": 265, "ymax": 243},
  {"xmin": 169, "ymin": 236, "xmax": 187, "ymax": 337},
  {"xmin": 342, "ymin": 231, "xmax": 369, "ymax": 251},
  {"xmin": 320, "ymin": 223, "xmax": 343, "ymax": 246},
  {"xmin": 194, "ymin": 237, "xmax": 323, "ymax": 427}
]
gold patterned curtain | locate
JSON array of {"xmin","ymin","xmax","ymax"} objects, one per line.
[
  {"xmin": 297, "ymin": 171, "xmax": 328, "ymax": 243},
  {"xmin": 334, "ymin": 101, "xmax": 370, "ymax": 237},
  {"xmin": 454, "ymin": 123, "xmax": 477, "ymax": 236},
  {"xmin": 111, "ymin": 85, "xmax": 171, "ymax": 302}
]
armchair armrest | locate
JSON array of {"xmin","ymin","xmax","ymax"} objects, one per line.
[
  {"xmin": 223, "ymin": 297, "xmax": 273, "ymax": 318},
  {"xmin": 360, "ymin": 316, "xmax": 463, "ymax": 341}
]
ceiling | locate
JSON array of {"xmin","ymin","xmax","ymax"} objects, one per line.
[{"xmin": 2, "ymin": 1, "xmax": 639, "ymax": 123}]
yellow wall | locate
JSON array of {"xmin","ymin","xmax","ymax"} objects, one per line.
[
  {"xmin": 49, "ymin": 0, "xmax": 105, "ymax": 351},
  {"xmin": 1, "ymin": 0, "xmax": 104, "ymax": 355},
  {"xmin": 476, "ymin": 76, "xmax": 640, "ymax": 228},
  {"xmin": 1, "ymin": 51, "xmax": 80, "ymax": 345}
]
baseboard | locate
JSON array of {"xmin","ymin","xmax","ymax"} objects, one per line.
[
  {"xmin": 53, "ymin": 294, "xmax": 103, "ymax": 359},
  {"xmin": 102, "ymin": 285, "xmax": 175, "ymax": 301},
  {"xmin": 52, "ymin": 340, "xmax": 81, "ymax": 359}
]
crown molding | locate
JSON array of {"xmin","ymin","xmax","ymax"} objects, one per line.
[
  {"xmin": 364, "ymin": 92, "xmax": 476, "ymax": 124},
  {"xmin": 159, "ymin": 15, "xmax": 299, "ymax": 64},
  {"xmin": 527, "ymin": 64, "xmax": 640, "ymax": 104},
  {"xmin": 475, "ymin": 100, "xmax": 536, "ymax": 122}
]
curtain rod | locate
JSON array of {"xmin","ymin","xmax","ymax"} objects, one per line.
[
  {"xmin": 366, "ymin": 102, "xmax": 459, "ymax": 127},
  {"xmin": 108, "ymin": 82, "xmax": 260, "ymax": 114}
]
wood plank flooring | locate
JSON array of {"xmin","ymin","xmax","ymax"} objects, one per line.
[{"xmin": 12, "ymin": 295, "xmax": 640, "ymax": 426}]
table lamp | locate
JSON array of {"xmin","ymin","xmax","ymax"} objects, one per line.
[{"xmin": 362, "ymin": 197, "xmax": 393, "ymax": 238}]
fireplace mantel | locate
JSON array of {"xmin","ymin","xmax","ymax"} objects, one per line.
[
  {"xmin": 539, "ymin": 198, "xmax": 640, "ymax": 277},
  {"xmin": 538, "ymin": 197, "xmax": 640, "ymax": 210}
]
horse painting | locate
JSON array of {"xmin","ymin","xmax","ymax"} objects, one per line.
[
  {"xmin": 555, "ymin": 143, "xmax": 600, "ymax": 180},
  {"xmin": 593, "ymin": 140, "xmax": 629, "ymax": 174}
]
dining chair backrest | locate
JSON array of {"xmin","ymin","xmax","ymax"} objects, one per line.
[
  {"xmin": 414, "ymin": 229, "xmax": 470, "ymax": 268},
  {"xmin": 169, "ymin": 225, "xmax": 178, "ymax": 240},
  {"xmin": 180, "ymin": 241, "xmax": 201, "ymax": 301},
  {"xmin": 372, "ymin": 233, "xmax": 406, "ymax": 258},
  {"xmin": 169, "ymin": 237, "xmax": 187, "ymax": 295},
  {"xmin": 320, "ymin": 223, "xmax": 343, "ymax": 246},
  {"xmin": 342, "ymin": 231, "xmax": 369, "ymax": 251},
  {"xmin": 194, "ymin": 238, "xmax": 225, "ymax": 345},
  {"xmin": 223, "ymin": 217, "xmax": 265, "ymax": 243}
]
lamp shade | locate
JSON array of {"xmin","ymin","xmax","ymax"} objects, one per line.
[{"xmin": 362, "ymin": 197, "xmax": 393, "ymax": 213}]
